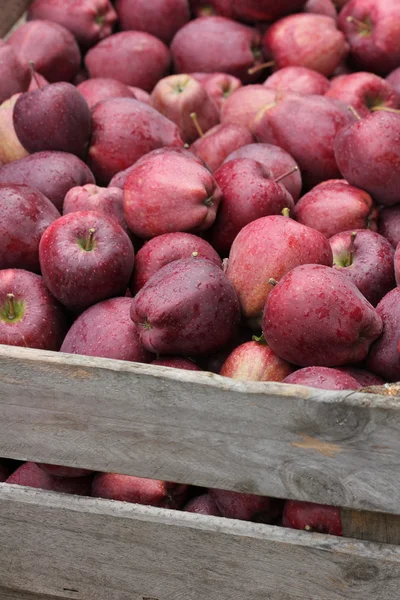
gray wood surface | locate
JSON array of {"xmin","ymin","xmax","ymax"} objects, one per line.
[
  {"xmin": 342, "ymin": 509, "xmax": 400, "ymax": 545},
  {"xmin": 1, "ymin": 484, "xmax": 400, "ymax": 600},
  {"xmin": 0, "ymin": 345, "xmax": 399, "ymax": 514},
  {"xmin": 0, "ymin": 0, "xmax": 30, "ymax": 37}
]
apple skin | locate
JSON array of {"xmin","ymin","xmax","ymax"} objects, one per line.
[
  {"xmin": 334, "ymin": 111, "xmax": 400, "ymax": 206},
  {"xmin": 283, "ymin": 367, "xmax": 361, "ymax": 390},
  {"xmin": 92, "ymin": 473, "xmax": 189, "ymax": 508},
  {"xmin": 304, "ymin": 0, "xmax": 338, "ymax": 20},
  {"xmin": 264, "ymin": 66, "xmax": 330, "ymax": 96},
  {"xmin": 184, "ymin": 493, "xmax": 221, "ymax": 515},
  {"xmin": 226, "ymin": 0, "xmax": 308, "ymax": 22},
  {"xmin": 131, "ymin": 258, "xmax": 241, "ymax": 356},
  {"xmin": 85, "ymin": 31, "xmax": 170, "ymax": 93},
  {"xmin": 386, "ymin": 68, "xmax": 400, "ymax": 98},
  {"xmin": 152, "ymin": 357, "xmax": 202, "ymax": 370},
  {"xmin": 190, "ymin": 123, "xmax": 254, "ymax": 172},
  {"xmin": 0, "ymin": 183, "xmax": 60, "ymax": 273},
  {"xmin": 116, "ymin": 0, "xmax": 190, "ymax": 45},
  {"xmin": 6, "ymin": 462, "xmax": 93, "ymax": 496},
  {"xmin": 27, "ymin": 0, "xmax": 117, "ymax": 47},
  {"xmin": 27, "ymin": 71, "xmax": 48, "ymax": 92},
  {"xmin": 326, "ymin": 71, "xmax": 398, "ymax": 116},
  {"xmin": 0, "ymin": 269, "xmax": 67, "ymax": 351},
  {"xmin": 0, "ymin": 94, "xmax": 29, "ymax": 165},
  {"xmin": 338, "ymin": 0, "xmax": 400, "ymax": 76},
  {"xmin": 0, "ymin": 151, "xmax": 95, "ymax": 212},
  {"xmin": 36, "ymin": 464, "xmax": 93, "ymax": 478},
  {"xmin": 379, "ymin": 206, "xmax": 400, "ymax": 248},
  {"xmin": 219, "ymin": 340, "xmax": 294, "ymax": 382},
  {"xmin": 7, "ymin": 20, "xmax": 81, "ymax": 83},
  {"xmin": 283, "ymin": 500, "xmax": 342, "ymax": 536},
  {"xmin": 13, "ymin": 83, "xmax": 92, "ymax": 160},
  {"xmin": 220, "ymin": 85, "xmax": 276, "ymax": 129},
  {"xmin": 191, "ymin": 72, "xmax": 242, "ymax": 112},
  {"xmin": 225, "ymin": 215, "xmax": 333, "ymax": 324},
  {"xmin": 77, "ymin": 78, "xmax": 136, "ymax": 109},
  {"xmin": 129, "ymin": 87, "xmax": 152, "ymax": 105},
  {"xmin": 0, "ymin": 44, "xmax": 30, "ymax": 105},
  {"xmin": 294, "ymin": 180, "xmax": 378, "ymax": 238},
  {"xmin": 88, "ymin": 98, "xmax": 184, "ymax": 185},
  {"xmin": 39, "ymin": 211, "xmax": 135, "ymax": 313},
  {"xmin": 253, "ymin": 93, "xmax": 355, "ymax": 189},
  {"xmin": 338, "ymin": 367, "xmax": 385, "ymax": 386},
  {"xmin": 170, "ymin": 16, "xmax": 263, "ymax": 84},
  {"xmin": 367, "ymin": 287, "xmax": 400, "ymax": 381},
  {"xmin": 209, "ymin": 489, "xmax": 283, "ymax": 523},
  {"xmin": 63, "ymin": 184, "xmax": 128, "ymax": 234},
  {"xmin": 330, "ymin": 229, "xmax": 395, "ymax": 306},
  {"xmin": 61, "ymin": 297, "xmax": 152, "ymax": 363},
  {"xmin": 132, "ymin": 231, "xmax": 222, "ymax": 293},
  {"xmin": 208, "ymin": 158, "xmax": 295, "ymax": 256},
  {"xmin": 263, "ymin": 14, "xmax": 348, "ymax": 77},
  {"xmin": 262, "ymin": 264, "xmax": 383, "ymax": 367},
  {"xmin": 123, "ymin": 150, "xmax": 221, "ymax": 239},
  {"xmin": 151, "ymin": 74, "xmax": 219, "ymax": 143},
  {"xmin": 223, "ymin": 143, "xmax": 302, "ymax": 201}
]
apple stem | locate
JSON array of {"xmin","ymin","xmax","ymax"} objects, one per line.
[
  {"xmin": 371, "ymin": 106, "xmax": 400, "ymax": 114},
  {"xmin": 281, "ymin": 207, "xmax": 291, "ymax": 218},
  {"xmin": 7, "ymin": 293, "xmax": 15, "ymax": 320},
  {"xmin": 346, "ymin": 15, "xmax": 371, "ymax": 34},
  {"xmin": 268, "ymin": 278, "xmax": 278, "ymax": 287},
  {"xmin": 348, "ymin": 105, "xmax": 362, "ymax": 120},
  {"xmin": 349, "ymin": 231, "xmax": 357, "ymax": 265},
  {"xmin": 252, "ymin": 333, "xmax": 267, "ymax": 344},
  {"xmin": 190, "ymin": 112, "xmax": 204, "ymax": 138},
  {"xmin": 29, "ymin": 61, "xmax": 42, "ymax": 89},
  {"xmin": 248, "ymin": 60, "xmax": 275, "ymax": 76},
  {"xmin": 85, "ymin": 228, "xmax": 96, "ymax": 251},
  {"xmin": 274, "ymin": 166, "xmax": 299, "ymax": 184}
]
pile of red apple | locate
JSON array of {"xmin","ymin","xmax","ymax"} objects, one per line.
[{"xmin": 0, "ymin": 0, "xmax": 400, "ymax": 536}]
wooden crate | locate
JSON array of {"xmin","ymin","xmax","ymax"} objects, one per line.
[{"xmin": 1, "ymin": 3, "xmax": 400, "ymax": 598}]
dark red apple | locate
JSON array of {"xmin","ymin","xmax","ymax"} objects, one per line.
[
  {"xmin": 264, "ymin": 66, "xmax": 330, "ymax": 96},
  {"xmin": 330, "ymin": 229, "xmax": 395, "ymax": 306},
  {"xmin": 190, "ymin": 123, "xmax": 254, "ymax": 172},
  {"xmin": 36, "ymin": 464, "xmax": 93, "ymax": 478},
  {"xmin": 0, "ymin": 94, "xmax": 29, "ymax": 165},
  {"xmin": 304, "ymin": 0, "xmax": 338, "ymax": 20},
  {"xmin": 283, "ymin": 500, "xmax": 342, "ymax": 536},
  {"xmin": 226, "ymin": 0, "xmax": 308, "ymax": 22},
  {"xmin": 132, "ymin": 231, "xmax": 222, "ymax": 293},
  {"xmin": 63, "ymin": 184, "xmax": 128, "ymax": 234},
  {"xmin": 294, "ymin": 180, "xmax": 378, "ymax": 238},
  {"xmin": 0, "ymin": 269, "xmax": 67, "ymax": 350},
  {"xmin": 152, "ymin": 357, "xmax": 202, "ymax": 370},
  {"xmin": 379, "ymin": 206, "xmax": 400, "ymax": 248},
  {"xmin": 367, "ymin": 287, "xmax": 400, "ymax": 381},
  {"xmin": 85, "ymin": 31, "xmax": 170, "ymax": 93},
  {"xmin": 6, "ymin": 462, "xmax": 92, "ymax": 496},
  {"xmin": 131, "ymin": 258, "xmax": 240, "ymax": 355},
  {"xmin": 283, "ymin": 366, "xmax": 361, "ymax": 389},
  {"xmin": 386, "ymin": 68, "xmax": 400, "ymax": 98},
  {"xmin": 0, "ymin": 44, "xmax": 30, "ymax": 104},
  {"xmin": 61, "ymin": 297, "xmax": 152, "ymax": 362},
  {"xmin": 77, "ymin": 78, "xmax": 136, "ymax": 109},
  {"xmin": 0, "ymin": 151, "xmax": 95, "ymax": 212},
  {"xmin": 220, "ymin": 85, "xmax": 276, "ymax": 129},
  {"xmin": 116, "ymin": 0, "xmax": 190, "ymax": 45},
  {"xmin": 209, "ymin": 489, "xmax": 283, "ymax": 523},
  {"xmin": 27, "ymin": 0, "xmax": 117, "ymax": 47},
  {"xmin": 123, "ymin": 150, "xmax": 221, "ymax": 239},
  {"xmin": 0, "ymin": 183, "xmax": 60, "ymax": 272},
  {"xmin": 220, "ymin": 340, "xmax": 294, "ymax": 381},
  {"xmin": 92, "ymin": 473, "xmax": 189, "ymax": 508},
  {"xmin": 184, "ymin": 493, "xmax": 221, "ymax": 515},
  {"xmin": 338, "ymin": 366, "xmax": 385, "ymax": 386},
  {"xmin": 263, "ymin": 264, "xmax": 383, "ymax": 366},
  {"xmin": 7, "ymin": 20, "xmax": 81, "ymax": 83},
  {"xmin": 208, "ymin": 158, "xmax": 295, "ymax": 255},
  {"xmin": 326, "ymin": 71, "xmax": 398, "ymax": 116},
  {"xmin": 225, "ymin": 215, "xmax": 333, "ymax": 324},
  {"xmin": 39, "ymin": 211, "xmax": 134, "ymax": 312},
  {"xmin": 88, "ymin": 98, "xmax": 183, "ymax": 185},
  {"xmin": 192, "ymin": 72, "xmax": 242, "ymax": 112},
  {"xmin": 27, "ymin": 71, "xmax": 48, "ymax": 92}
]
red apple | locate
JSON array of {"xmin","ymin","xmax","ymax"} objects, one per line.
[
  {"xmin": 209, "ymin": 489, "xmax": 283, "ymax": 523},
  {"xmin": 92, "ymin": 473, "xmax": 189, "ymax": 508},
  {"xmin": 131, "ymin": 258, "xmax": 241, "ymax": 355},
  {"xmin": 61, "ymin": 297, "xmax": 152, "ymax": 363},
  {"xmin": 367, "ymin": 287, "xmax": 400, "ymax": 381},
  {"xmin": 283, "ymin": 367, "xmax": 361, "ymax": 389},
  {"xmin": 338, "ymin": 367, "xmax": 385, "ymax": 386},
  {"xmin": 128, "ymin": 87, "xmax": 152, "ymax": 105},
  {"xmin": 36, "ymin": 464, "xmax": 93, "ymax": 478},
  {"xmin": 39, "ymin": 211, "xmax": 134, "ymax": 312},
  {"xmin": 0, "ymin": 151, "xmax": 95, "ymax": 212},
  {"xmin": 304, "ymin": 0, "xmax": 338, "ymax": 20},
  {"xmin": 77, "ymin": 78, "xmax": 136, "ymax": 109},
  {"xmin": 225, "ymin": 215, "xmax": 333, "ymax": 324},
  {"xmin": 190, "ymin": 123, "xmax": 254, "ymax": 172},
  {"xmin": 294, "ymin": 180, "xmax": 378, "ymax": 238},
  {"xmin": 184, "ymin": 493, "xmax": 221, "ymax": 515},
  {"xmin": 386, "ymin": 68, "xmax": 400, "ymax": 98},
  {"xmin": 263, "ymin": 264, "xmax": 383, "ymax": 366},
  {"xmin": 7, "ymin": 20, "xmax": 81, "ymax": 83},
  {"xmin": 220, "ymin": 85, "xmax": 276, "ymax": 129},
  {"xmin": 226, "ymin": 0, "xmax": 308, "ymax": 22},
  {"xmin": 116, "ymin": 0, "xmax": 190, "ymax": 45},
  {"xmin": 152, "ymin": 357, "xmax": 202, "ymax": 370},
  {"xmin": 191, "ymin": 72, "xmax": 242, "ymax": 112},
  {"xmin": 123, "ymin": 150, "xmax": 221, "ymax": 239},
  {"xmin": 88, "ymin": 98, "xmax": 183, "ymax": 185},
  {"xmin": 379, "ymin": 206, "xmax": 400, "ymax": 248},
  {"xmin": 263, "ymin": 14, "xmax": 348, "ymax": 77},
  {"xmin": 283, "ymin": 500, "xmax": 342, "ymax": 536},
  {"xmin": 208, "ymin": 158, "xmax": 295, "ymax": 255},
  {"xmin": 264, "ymin": 66, "xmax": 330, "ymax": 96},
  {"xmin": 0, "ymin": 269, "xmax": 67, "ymax": 350},
  {"xmin": 223, "ymin": 143, "xmax": 302, "ymax": 201},
  {"xmin": 132, "ymin": 231, "xmax": 222, "ymax": 293},
  {"xmin": 0, "ymin": 94, "xmax": 29, "ymax": 164},
  {"xmin": 6, "ymin": 462, "xmax": 92, "ymax": 496},
  {"xmin": 63, "ymin": 184, "xmax": 128, "ymax": 234},
  {"xmin": 85, "ymin": 31, "xmax": 170, "ymax": 93},
  {"xmin": 326, "ymin": 71, "xmax": 398, "ymax": 116},
  {"xmin": 27, "ymin": 71, "xmax": 48, "ymax": 92},
  {"xmin": 0, "ymin": 44, "xmax": 30, "ymax": 104},
  {"xmin": 219, "ymin": 340, "xmax": 294, "ymax": 381},
  {"xmin": 330, "ymin": 229, "xmax": 395, "ymax": 306},
  {"xmin": 27, "ymin": 0, "xmax": 117, "ymax": 47}
]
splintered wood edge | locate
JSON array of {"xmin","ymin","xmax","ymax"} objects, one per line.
[{"xmin": 1, "ymin": 0, "xmax": 31, "ymax": 38}]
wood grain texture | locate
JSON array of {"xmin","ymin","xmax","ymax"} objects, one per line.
[
  {"xmin": 0, "ymin": 346, "xmax": 400, "ymax": 514},
  {"xmin": 0, "ymin": 0, "xmax": 31, "ymax": 37},
  {"xmin": 1, "ymin": 484, "xmax": 400, "ymax": 600},
  {"xmin": 342, "ymin": 509, "xmax": 400, "ymax": 545}
]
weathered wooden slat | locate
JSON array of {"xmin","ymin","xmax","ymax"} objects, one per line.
[
  {"xmin": 0, "ymin": 346, "xmax": 399, "ymax": 514},
  {"xmin": 0, "ymin": 591, "xmax": 66, "ymax": 600},
  {"xmin": 342, "ymin": 509, "xmax": 400, "ymax": 545},
  {"xmin": 0, "ymin": 0, "xmax": 30, "ymax": 37},
  {"xmin": 0, "ymin": 484, "xmax": 399, "ymax": 600}
]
